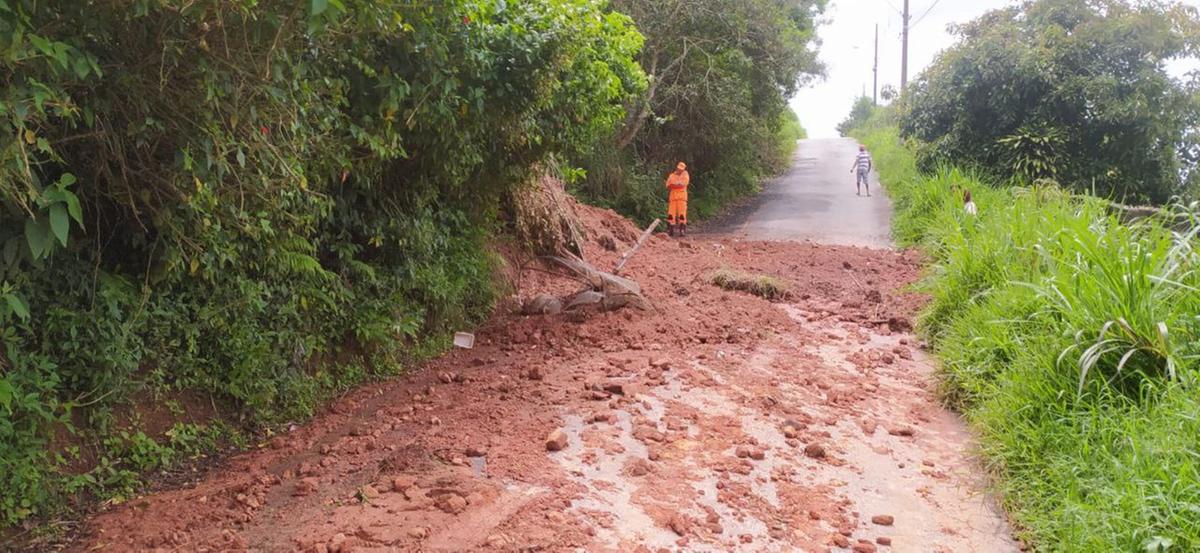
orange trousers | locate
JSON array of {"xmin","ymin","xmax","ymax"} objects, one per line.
[{"xmin": 667, "ymin": 190, "xmax": 688, "ymax": 225}]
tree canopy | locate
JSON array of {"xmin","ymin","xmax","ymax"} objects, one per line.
[
  {"xmin": 578, "ymin": 0, "xmax": 827, "ymax": 220},
  {"xmin": 0, "ymin": 0, "xmax": 645, "ymax": 525},
  {"xmin": 899, "ymin": 0, "xmax": 1200, "ymax": 203}
]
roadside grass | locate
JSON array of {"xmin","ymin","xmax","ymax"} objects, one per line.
[
  {"xmin": 707, "ymin": 268, "xmax": 792, "ymax": 301},
  {"xmin": 856, "ymin": 122, "xmax": 1200, "ymax": 551}
]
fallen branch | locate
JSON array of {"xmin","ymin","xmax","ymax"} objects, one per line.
[{"xmin": 613, "ymin": 218, "xmax": 660, "ymax": 275}]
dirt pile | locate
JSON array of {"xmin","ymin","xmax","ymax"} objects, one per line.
[{"xmin": 67, "ymin": 212, "xmax": 1018, "ymax": 551}]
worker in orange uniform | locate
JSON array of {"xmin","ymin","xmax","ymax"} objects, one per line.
[{"xmin": 665, "ymin": 161, "xmax": 690, "ymax": 237}]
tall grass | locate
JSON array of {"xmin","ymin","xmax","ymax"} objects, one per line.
[{"xmin": 856, "ymin": 120, "xmax": 1200, "ymax": 551}]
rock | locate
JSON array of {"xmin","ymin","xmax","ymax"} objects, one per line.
[
  {"xmin": 748, "ymin": 448, "xmax": 766, "ymax": 461},
  {"xmin": 804, "ymin": 443, "xmax": 826, "ymax": 459},
  {"xmin": 887, "ymin": 426, "xmax": 915, "ymax": 437},
  {"xmin": 632, "ymin": 426, "xmax": 665, "ymax": 442},
  {"xmin": 852, "ymin": 542, "xmax": 878, "ymax": 553},
  {"xmin": 603, "ymin": 383, "xmax": 626, "ymax": 395},
  {"xmin": 598, "ymin": 234, "xmax": 618, "ymax": 251},
  {"xmin": 327, "ymin": 533, "xmax": 348, "ymax": 553},
  {"xmin": 438, "ymin": 372, "xmax": 456, "ymax": 384},
  {"xmin": 626, "ymin": 458, "xmax": 653, "ymax": 477},
  {"xmin": 294, "ymin": 477, "xmax": 319, "ymax": 496},
  {"xmin": 649, "ymin": 357, "xmax": 671, "ymax": 369},
  {"xmin": 407, "ymin": 527, "xmax": 429, "ymax": 539},
  {"xmin": 436, "ymin": 494, "xmax": 468, "ymax": 514},
  {"xmin": 735, "ymin": 446, "xmax": 751, "ymax": 459},
  {"xmin": 526, "ymin": 366, "xmax": 544, "ymax": 381},
  {"xmin": 403, "ymin": 486, "xmax": 425, "ymax": 502},
  {"xmin": 842, "ymin": 261, "xmax": 853, "ymax": 270},
  {"xmin": 667, "ymin": 514, "xmax": 690, "ymax": 536},
  {"xmin": 876, "ymin": 536, "xmax": 892, "ymax": 546},
  {"xmin": 523, "ymin": 294, "xmax": 562, "ymax": 316},
  {"xmin": 832, "ymin": 534, "xmax": 850, "ymax": 548},
  {"xmin": 871, "ymin": 514, "xmax": 895, "ymax": 526},
  {"xmin": 782, "ymin": 425, "xmax": 800, "ymax": 439},
  {"xmin": 545, "ymin": 429, "xmax": 569, "ymax": 451},
  {"xmin": 880, "ymin": 353, "xmax": 895, "ymax": 365},
  {"xmin": 464, "ymin": 446, "xmax": 487, "ymax": 457},
  {"xmin": 391, "ymin": 477, "xmax": 416, "ymax": 493}
]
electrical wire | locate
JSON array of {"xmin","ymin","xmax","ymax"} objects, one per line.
[
  {"xmin": 909, "ymin": 0, "xmax": 943, "ymax": 29},
  {"xmin": 880, "ymin": 0, "xmax": 904, "ymax": 16}
]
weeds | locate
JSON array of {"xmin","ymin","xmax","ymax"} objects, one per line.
[
  {"xmin": 707, "ymin": 268, "xmax": 791, "ymax": 301},
  {"xmin": 856, "ymin": 115, "xmax": 1200, "ymax": 551}
]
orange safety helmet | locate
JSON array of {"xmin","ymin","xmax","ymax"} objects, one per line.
[{"xmin": 676, "ymin": 161, "xmax": 687, "ymax": 171}]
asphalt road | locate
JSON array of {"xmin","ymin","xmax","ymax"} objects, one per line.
[{"xmin": 712, "ymin": 138, "xmax": 893, "ymax": 248}]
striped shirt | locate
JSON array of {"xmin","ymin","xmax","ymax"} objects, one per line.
[{"xmin": 854, "ymin": 151, "xmax": 872, "ymax": 173}]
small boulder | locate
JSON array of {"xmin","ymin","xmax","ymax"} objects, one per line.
[
  {"xmin": 545, "ymin": 429, "xmax": 569, "ymax": 452},
  {"xmin": 523, "ymin": 294, "xmax": 562, "ymax": 316},
  {"xmin": 871, "ymin": 514, "xmax": 895, "ymax": 526},
  {"xmin": 804, "ymin": 443, "xmax": 826, "ymax": 459},
  {"xmin": 436, "ymin": 494, "xmax": 468, "ymax": 514}
]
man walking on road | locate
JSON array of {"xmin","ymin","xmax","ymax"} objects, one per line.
[
  {"xmin": 851, "ymin": 145, "xmax": 872, "ymax": 197},
  {"xmin": 666, "ymin": 161, "xmax": 690, "ymax": 237}
]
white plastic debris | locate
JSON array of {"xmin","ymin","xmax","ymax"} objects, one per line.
[{"xmin": 453, "ymin": 332, "xmax": 475, "ymax": 349}]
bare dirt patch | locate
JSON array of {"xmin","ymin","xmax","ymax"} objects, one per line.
[{"xmin": 67, "ymin": 202, "xmax": 1016, "ymax": 552}]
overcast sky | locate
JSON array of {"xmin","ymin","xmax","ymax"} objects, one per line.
[{"xmin": 791, "ymin": 0, "xmax": 1200, "ymax": 138}]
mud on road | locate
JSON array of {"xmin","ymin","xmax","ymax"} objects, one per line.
[{"xmin": 74, "ymin": 205, "xmax": 1017, "ymax": 552}]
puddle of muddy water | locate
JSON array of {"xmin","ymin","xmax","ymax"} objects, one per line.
[{"xmin": 556, "ymin": 413, "xmax": 680, "ymax": 550}]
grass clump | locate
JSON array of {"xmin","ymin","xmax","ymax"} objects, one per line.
[
  {"xmin": 855, "ymin": 115, "xmax": 1200, "ymax": 551},
  {"xmin": 708, "ymin": 268, "xmax": 791, "ymax": 301}
]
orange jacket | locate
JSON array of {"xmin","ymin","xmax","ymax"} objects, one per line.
[{"xmin": 666, "ymin": 170, "xmax": 690, "ymax": 191}]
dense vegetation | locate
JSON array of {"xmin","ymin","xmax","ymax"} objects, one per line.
[
  {"xmin": 0, "ymin": 0, "xmax": 649, "ymax": 526},
  {"xmin": 573, "ymin": 0, "xmax": 826, "ymax": 222},
  {"xmin": 900, "ymin": 0, "xmax": 1200, "ymax": 203},
  {"xmin": 855, "ymin": 109, "xmax": 1200, "ymax": 552},
  {"xmin": 0, "ymin": 0, "xmax": 822, "ymax": 529}
]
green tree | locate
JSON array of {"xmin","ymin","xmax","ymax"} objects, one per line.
[
  {"xmin": 838, "ymin": 96, "xmax": 877, "ymax": 137},
  {"xmin": 0, "ymin": 0, "xmax": 644, "ymax": 525},
  {"xmin": 578, "ymin": 0, "xmax": 827, "ymax": 221},
  {"xmin": 899, "ymin": 0, "xmax": 1200, "ymax": 203}
]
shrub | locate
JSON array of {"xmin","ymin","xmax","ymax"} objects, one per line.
[
  {"xmin": 0, "ymin": 0, "xmax": 644, "ymax": 526},
  {"xmin": 855, "ymin": 114, "xmax": 1200, "ymax": 550}
]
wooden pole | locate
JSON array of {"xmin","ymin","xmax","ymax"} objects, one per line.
[{"xmin": 613, "ymin": 219, "xmax": 661, "ymax": 275}]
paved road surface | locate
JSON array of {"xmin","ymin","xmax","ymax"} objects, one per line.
[{"xmin": 714, "ymin": 138, "xmax": 893, "ymax": 248}]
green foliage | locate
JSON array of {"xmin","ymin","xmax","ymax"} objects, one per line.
[
  {"xmin": 837, "ymin": 96, "xmax": 876, "ymax": 137},
  {"xmin": 855, "ymin": 117, "xmax": 1200, "ymax": 551},
  {"xmin": 0, "ymin": 0, "xmax": 644, "ymax": 526},
  {"xmin": 574, "ymin": 0, "xmax": 826, "ymax": 224},
  {"xmin": 899, "ymin": 0, "xmax": 1200, "ymax": 203}
]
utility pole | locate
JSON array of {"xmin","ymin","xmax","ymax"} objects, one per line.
[
  {"xmin": 901, "ymin": 0, "xmax": 910, "ymax": 91},
  {"xmin": 873, "ymin": 23, "xmax": 879, "ymax": 105}
]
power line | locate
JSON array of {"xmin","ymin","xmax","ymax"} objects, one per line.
[
  {"xmin": 909, "ymin": 0, "xmax": 943, "ymax": 29},
  {"xmin": 873, "ymin": 0, "xmax": 902, "ymax": 15}
]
